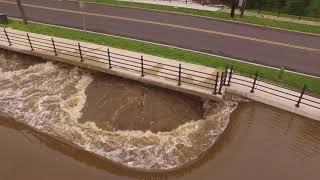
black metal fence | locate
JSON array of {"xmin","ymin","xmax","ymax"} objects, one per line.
[
  {"xmin": 1, "ymin": 28, "xmax": 320, "ymax": 111},
  {"xmin": 0, "ymin": 28, "xmax": 222, "ymax": 95},
  {"xmin": 224, "ymin": 66, "xmax": 320, "ymax": 110}
]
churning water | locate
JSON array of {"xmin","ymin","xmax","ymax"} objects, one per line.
[{"xmin": 0, "ymin": 50, "xmax": 238, "ymax": 170}]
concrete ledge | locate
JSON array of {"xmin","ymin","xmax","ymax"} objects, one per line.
[
  {"xmin": 226, "ymin": 85, "xmax": 320, "ymax": 121},
  {"xmin": 0, "ymin": 43, "xmax": 223, "ymax": 101}
]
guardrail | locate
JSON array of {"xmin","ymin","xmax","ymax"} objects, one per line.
[
  {"xmin": 1, "ymin": 28, "xmax": 319, "ymax": 110},
  {"xmin": 0, "ymin": 28, "xmax": 223, "ymax": 95},
  {"xmin": 224, "ymin": 66, "xmax": 320, "ymax": 110}
]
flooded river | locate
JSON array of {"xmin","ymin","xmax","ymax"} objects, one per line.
[{"xmin": 1, "ymin": 50, "xmax": 320, "ymax": 179}]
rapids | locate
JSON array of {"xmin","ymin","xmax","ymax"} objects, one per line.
[{"xmin": 0, "ymin": 50, "xmax": 238, "ymax": 170}]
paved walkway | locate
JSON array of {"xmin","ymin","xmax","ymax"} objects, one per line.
[
  {"xmin": 0, "ymin": 28, "xmax": 319, "ymax": 120},
  {"xmin": 226, "ymin": 73, "xmax": 320, "ymax": 121},
  {"xmin": 117, "ymin": 0, "xmax": 220, "ymax": 11}
]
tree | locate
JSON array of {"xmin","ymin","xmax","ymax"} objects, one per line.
[
  {"xmin": 305, "ymin": 0, "xmax": 320, "ymax": 17},
  {"xmin": 244, "ymin": 0, "xmax": 319, "ymax": 17},
  {"xmin": 285, "ymin": 0, "xmax": 308, "ymax": 16},
  {"xmin": 16, "ymin": 0, "xmax": 28, "ymax": 24}
]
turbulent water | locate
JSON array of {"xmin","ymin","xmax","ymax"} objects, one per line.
[{"xmin": 0, "ymin": 51, "xmax": 238, "ymax": 170}]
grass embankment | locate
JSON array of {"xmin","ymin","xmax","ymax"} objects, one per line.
[
  {"xmin": 1, "ymin": 20, "xmax": 320, "ymax": 94},
  {"xmin": 82, "ymin": 0, "xmax": 320, "ymax": 34}
]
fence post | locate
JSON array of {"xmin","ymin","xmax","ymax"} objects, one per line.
[
  {"xmin": 26, "ymin": 33, "xmax": 33, "ymax": 51},
  {"xmin": 296, "ymin": 85, "xmax": 307, "ymax": 108},
  {"xmin": 250, "ymin": 72, "xmax": 259, "ymax": 93},
  {"xmin": 277, "ymin": 9, "xmax": 281, "ymax": 17},
  {"xmin": 224, "ymin": 65, "xmax": 228, "ymax": 86},
  {"xmin": 178, "ymin": 63, "xmax": 182, "ymax": 86},
  {"xmin": 213, "ymin": 72, "xmax": 219, "ymax": 95},
  {"xmin": 78, "ymin": 42, "xmax": 83, "ymax": 62},
  {"xmin": 227, "ymin": 66, "xmax": 233, "ymax": 86},
  {"xmin": 51, "ymin": 38, "xmax": 57, "ymax": 56},
  {"xmin": 3, "ymin": 29, "xmax": 11, "ymax": 46},
  {"xmin": 224, "ymin": 70, "xmax": 228, "ymax": 85},
  {"xmin": 218, "ymin": 72, "xmax": 224, "ymax": 94},
  {"xmin": 140, "ymin": 55, "xmax": 144, "ymax": 77},
  {"xmin": 107, "ymin": 49, "xmax": 112, "ymax": 69}
]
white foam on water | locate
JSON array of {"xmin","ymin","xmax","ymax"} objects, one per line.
[{"xmin": 0, "ymin": 56, "xmax": 238, "ymax": 170}]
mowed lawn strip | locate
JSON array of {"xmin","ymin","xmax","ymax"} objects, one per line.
[{"xmin": 1, "ymin": 20, "xmax": 320, "ymax": 94}]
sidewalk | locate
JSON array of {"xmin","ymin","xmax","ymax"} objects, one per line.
[
  {"xmin": 117, "ymin": 0, "xmax": 220, "ymax": 11},
  {"xmin": 0, "ymin": 28, "xmax": 319, "ymax": 121},
  {"xmin": 226, "ymin": 73, "xmax": 320, "ymax": 121}
]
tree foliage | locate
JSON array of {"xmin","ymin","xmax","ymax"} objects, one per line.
[{"xmin": 246, "ymin": 0, "xmax": 320, "ymax": 17}]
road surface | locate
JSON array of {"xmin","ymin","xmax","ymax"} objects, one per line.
[{"xmin": 0, "ymin": 0, "xmax": 320, "ymax": 76}]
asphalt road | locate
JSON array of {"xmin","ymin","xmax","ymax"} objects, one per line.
[{"xmin": 0, "ymin": 0, "xmax": 320, "ymax": 76}]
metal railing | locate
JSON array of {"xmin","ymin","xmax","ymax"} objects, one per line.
[
  {"xmin": 0, "ymin": 28, "xmax": 223, "ymax": 95},
  {"xmin": 223, "ymin": 66, "xmax": 320, "ymax": 110},
  {"xmin": 1, "ymin": 28, "xmax": 319, "ymax": 110}
]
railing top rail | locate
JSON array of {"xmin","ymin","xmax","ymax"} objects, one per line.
[{"xmin": 1, "ymin": 28, "xmax": 320, "ymax": 112}]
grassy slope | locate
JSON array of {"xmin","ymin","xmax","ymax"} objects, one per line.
[
  {"xmin": 82, "ymin": 0, "xmax": 320, "ymax": 34},
  {"xmin": 1, "ymin": 20, "xmax": 320, "ymax": 94}
]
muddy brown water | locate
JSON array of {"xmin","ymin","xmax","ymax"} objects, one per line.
[
  {"xmin": 80, "ymin": 72, "xmax": 203, "ymax": 133},
  {"xmin": 1, "ymin": 49, "xmax": 320, "ymax": 179},
  {"xmin": 1, "ymin": 102, "xmax": 320, "ymax": 180},
  {"xmin": 0, "ymin": 49, "xmax": 237, "ymax": 170}
]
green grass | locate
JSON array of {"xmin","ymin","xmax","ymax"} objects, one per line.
[
  {"xmin": 81, "ymin": 0, "xmax": 320, "ymax": 34},
  {"xmin": 1, "ymin": 20, "xmax": 320, "ymax": 95}
]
